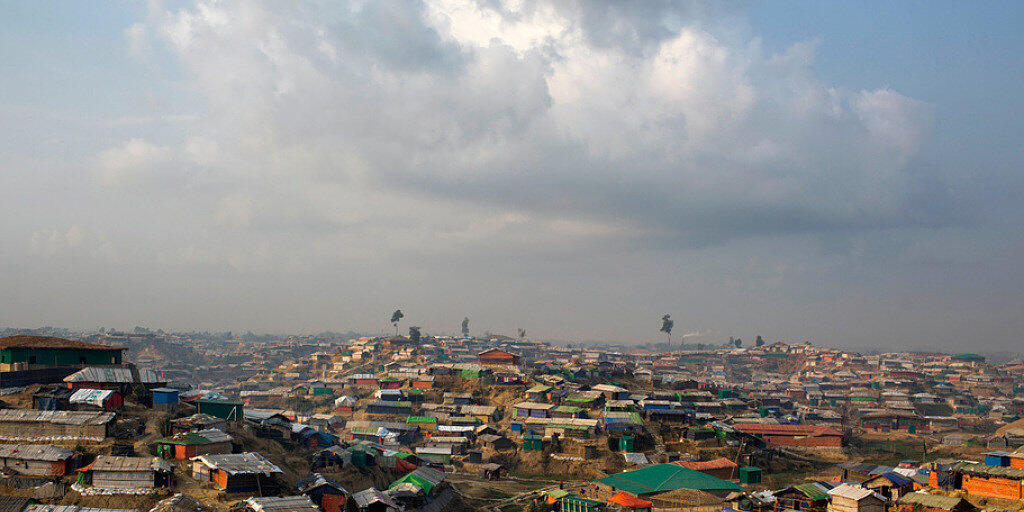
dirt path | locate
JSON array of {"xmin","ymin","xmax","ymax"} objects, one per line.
[{"xmin": 448, "ymin": 470, "xmax": 592, "ymax": 512}]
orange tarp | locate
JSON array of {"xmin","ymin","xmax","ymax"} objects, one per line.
[{"xmin": 607, "ymin": 491, "xmax": 653, "ymax": 509}]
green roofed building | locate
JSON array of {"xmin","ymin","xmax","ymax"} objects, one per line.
[
  {"xmin": 195, "ymin": 399, "xmax": 244, "ymax": 421},
  {"xmin": 559, "ymin": 496, "xmax": 605, "ymax": 512},
  {"xmin": 390, "ymin": 471, "xmax": 435, "ymax": 495},
  {"xmin": 594, "ymin": 463, "xmax": 741, "ymax": 498},
  {"xmin": 951, "ymin": 353, "xmax": 985, "ymax": 363},
  {"xmin": 406, "ymin": 416, "xmax": 437, "ymax": 428},
  {"xmin": 0, "ymin": 336, "xmax": 124, "ymax": 370}
]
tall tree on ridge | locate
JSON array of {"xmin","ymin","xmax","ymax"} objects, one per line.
[
  {"xmin": 660, "ymin": 314, "xmax": 674, "ymax": 349},
  {"xmin": 390, "ymin": 310, "xmax": 404, "ymax": 336}
]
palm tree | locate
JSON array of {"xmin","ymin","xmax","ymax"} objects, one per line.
[
  {"xmin": 660, "ymin": 315, "xmax": 674, "ymax": 349},
  {"xmin": 390, "ymin": 310, "xmax": 404, "ymax": 336}
]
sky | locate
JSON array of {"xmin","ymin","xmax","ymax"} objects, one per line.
[{"xmin": 1, "ymin": 1, "xmax": 1022, "ymax": 351}]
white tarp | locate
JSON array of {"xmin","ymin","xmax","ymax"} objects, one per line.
[{"xmin": 69, "ymin": 389, "xmax": 115, "ymax": 407}]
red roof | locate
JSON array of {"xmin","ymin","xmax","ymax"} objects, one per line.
[
  {"xmin": 676, "ymin": 457, "xmax": 738, "ymax": 471},
  {"xmin": 0, "ymin": 336, "xmax": 123, "ymax": 351},
  {"xmin": 477, "ymin": 349, "xmax": 517, "ymax": 359},
  {"xmin": 607, "ymin": 492, "xmax": 653, "ymax": 508},
  {"xmin": 732, "ymin": 423, "xmax": 842, "ymax": 437}
]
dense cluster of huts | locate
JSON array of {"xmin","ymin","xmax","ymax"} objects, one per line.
[{"xmin": 0, "ymin": 332, "xmax": 1022, "ymax": 512}]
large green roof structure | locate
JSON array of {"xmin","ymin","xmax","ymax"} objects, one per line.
[{"xmin": 594, "ymin": 463, "xmax": 741, "ymax": 496}]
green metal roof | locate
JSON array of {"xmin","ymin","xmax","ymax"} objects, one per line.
[
  {"xmin": 406, "ymin": 416, "xmax": 437, "ymax": 423},
  {"xmin": 554, "ymin": 405, "xmax": 584, "ymax": 413},
  {"xmin": 565, "ymin": 396, "xmax": 596, "ymax": 403},
  {"xmin": 791, "ymin": 482, "xmax": 833, "ymax": 501},
  {"xmin": 951, "ymin": 353, "xmax": 984, "ymax": 361},
  {"xmin": 594, "ymin": 463, "xmax": 741, "ymax": 495}
]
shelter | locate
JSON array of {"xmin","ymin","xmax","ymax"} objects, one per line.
[
  {"xmin": 732, "ymin": 423, "xmax": 842, "ymax": 449},
  {"xmin": 151, "ymin": 388, "xmax": 180, "ymax": 411},
  {"xmin": 63, "ymin": 367, "xmax": 165, "ymax": 392},
  {"xmin": 149, "ymin": 494, "xmax": 209, "ymax": 512},
  {"xmin": 593, "ymin": 463, "xmax": 741, "ymax": 499},
  {"xmin": 953, "ymin": 461, "xmax": 1024, "ymax": 499},
  {"xmin": 827, "ymin": 484, "xmax": 886, "ymax": 512},
  {"xmin": 480, "ymin": 463, "xmax": 503, "ymax": 480},
  {"xmin": 527, "ymin": 385, "xmax": 553, "ymax": 401},
  {"xmin": 0, "ymin": 444, "xmax": 75, "ymax": 476},
  {"xmin": 79, "ymin": 455, "xmax": 172, "ymax": 489},
  {"xmin": 194, "ymin": 399, "xmax": 244, "ymax": 421},
  {"xmin": 0, "ymin": 410, "xmax": 114, "ymax": 442},
  {"xmin": 0, "ymin": 336, "xmax": 124, "ymax": 371},
  {"xmin": 191, "ymin": 452, "xmax": 282, "ymax": 494},
  {"xmin": 862, "ymin": 472, "xmax": 914, "ymax": 500},
  {"xmin": 169, "ymin": 414, "xmax": 226, "ymax": 434},
  {"xmin": 0, "ymin": 497, "xmax": 35, "ymax": 512},
  {"xmin": 333, "ymin": 396, "xmax": 356, "ymax": 412},
  {"xmin": 238, "ymin": 496, "xmax": 319, "ymax": 512},
  {"xmin": 513, "ymin": 402, "xmax": 555, "ymax": 418},
  {"xmin": 477, "ymin": 349, "xmax": 520, "ymax": 366},
  {"xmin": 895, "ymin": 492, "xmax": 976, "ymax": 512},
  {"xmin": 69, "ymin": 389, "xmax": 122, "ymax": 411},
  {"xmin": 366, "ymin": 401, "xmax": 413, "ymax": 416},
  {"xmin": 25, "ymin": 507, "xmax": 137, "ymax": 512},
  {"xmin": 154, "ymin": 428, "xmax": 232, "ymax": 459},
  {"xmin": 32, "ymin": 387, "xmax": 75, "ymax": 411},
  {"xmin": 772, "ymin": 482, "xmax": 834, "ymax": 512},
  {"xmin": 351, "ymin": 488, "xmax": 399, "ymax": 512},
  {"xmin": 297, "ymin": 473, "xmax": 349, "ymax": 512}
]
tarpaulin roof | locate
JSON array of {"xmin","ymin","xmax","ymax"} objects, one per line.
[
  {"xmin": 607, "ymin": 491, "xmax": 653, "ymax": 508},
  {"xmin": 69, "ymin": 388, "xmax": 116, "ymax": 406}
]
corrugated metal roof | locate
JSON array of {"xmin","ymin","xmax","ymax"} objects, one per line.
[
  {"xmin": 64, "ymin": 367, "xmax": 161, "ymax": 384},
  {"xmin": 0, "ymin": 444, "xmax": 73, "ymax": 461},
  {"xmin": 828, "ymin": 484, "xmax": 885, "ymax": 501},
  {"xmin": 87, "ymin": 455, "xmax": 172, "ymax": 472},
  {"xmin": 192, "ymin": 452, "xmax": 282, "ymax": 475},
  {"xmin": 351, "ymin": 488, "xmax": 398, "ymax": 509},
  {"xmin": 149, "ymin": 494, "xmax": 209, "ymax": 512},
  {"xmin": 242, "ymin": 496, "xmax": 318, "ymax": 512},
  {"xmin": 27, "ymin": 506, "xmax": 137, "ymax": 512},
  {"xmin": 512, "ymin": 402, "xmax": 554, "ymax": 410},
  {"xmin": 594, "ymin": 463, "xmax": 741, "ymax": 495},
  {"xmin": 0, "ymin": 410, "xmax": 115, "ymax": 426}
]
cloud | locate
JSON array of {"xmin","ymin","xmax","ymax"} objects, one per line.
[
  {"xmin": 96, "ymin": 138, "xmax": 173, "ymax": 186},
  {"xmin": 29, "ymin": 226, "xmax": 118, "ymax": 262},
  {"xmin": 215, "ymin": 193, "xmax": 255, "ymax": 228},
  {"xmin": 30, "ymin": 226, "xmax": 85, "ymax": 256},
  {"xmin": 130, "ymin": 0, "xmax": 941, "ymax": 253}
]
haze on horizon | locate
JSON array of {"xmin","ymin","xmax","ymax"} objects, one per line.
[{"xmin": 1, "ymin": 1, "xmax": 1022, "ymax": 351}]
